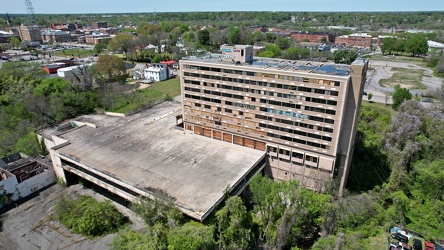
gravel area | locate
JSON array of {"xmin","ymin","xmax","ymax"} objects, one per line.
[
  {"xmin": 366, "ymin": 59, "xmax": 443, "ymax": 97},
  {"xmin": 0, "ymin": 184, "xmax": 145, "ymax": 250}
]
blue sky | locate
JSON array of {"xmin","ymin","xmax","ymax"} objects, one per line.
[{"xmin": 3, "ymin": 0, "xmax": 444, "ymax": 14}]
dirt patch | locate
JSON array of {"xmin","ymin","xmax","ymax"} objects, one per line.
[
  {"xmin": 0, "ymin": 184, "xmax": 145, "ymax": 250},
  {"xmin": 379, "ymin": 67, "xmax": 426, "ymax": 89}
]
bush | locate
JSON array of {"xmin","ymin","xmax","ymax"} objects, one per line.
[{"xmin": 54, "ymin": 195, "xmax": 128, "ymax": 238}]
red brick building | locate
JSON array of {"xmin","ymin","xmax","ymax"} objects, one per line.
[
  {"xmin": 291, "ymin": 32, "xmax": 335, "ymax": 43},
  {"xmin": 335, "ymin": 33, "xmax": 373, "ymax": 48}
]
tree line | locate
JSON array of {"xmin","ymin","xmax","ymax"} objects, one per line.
[{"xmin": 3, "ymin": 12, "xmax": 444, "ymax": 32}]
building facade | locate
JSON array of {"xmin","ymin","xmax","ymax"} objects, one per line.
[
  {"xmin": 144, "ymin": 63, "xmax": 169, "ymax": 82},
  {"xmin": 335, "ymin": 33, "xmax": 373, "ymax": 48},
  {"xmin": 42, "ymin": 30, "xmax": 72, "ymax": 43},
  {"xmin": 179, "ymin": 44, "xmax": 368, "ymax": 193},
  {"xmin": 18, "ymin": 25, "xmax": 42, "ymax": 43},
  {"xmin": 291, "ymin": 31, "xmax": 335, "ymax": 43},
  {"xmin": 91, "ymin": 21, "xmax": 108, "ymax": 29}
]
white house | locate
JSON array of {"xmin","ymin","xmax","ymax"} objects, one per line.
[{"xmin": 144, "ymin": 63, "xmax": 168, "ymax": 82}]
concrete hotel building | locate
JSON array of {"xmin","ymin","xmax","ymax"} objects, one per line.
[{"xmin": 180, "ymin": 45, "xmax": 368, "ymax": 193}]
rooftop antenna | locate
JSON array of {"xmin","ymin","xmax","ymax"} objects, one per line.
[{"xmin": 25, "ymin": 0, "xmax": 36, "ymax": 25}]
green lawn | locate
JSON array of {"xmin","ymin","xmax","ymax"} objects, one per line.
[
  {"xmin": 111, "ymin": 77, "xmax": 181, "ymax": 114},
  {"xmin": 50, "ymin": 48, "xmax": 94, "ymax": 58},
  {"xmin": 148, "ymin": 77, "xmax": 181, "ymax": 97},
  {"xmin": 379, "ymin": 67, "xmax": 427, "ymax": 89}
]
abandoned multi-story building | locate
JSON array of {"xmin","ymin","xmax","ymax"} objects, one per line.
[
  {"xmin": 180, "ymin": 45, "xmax": 368, "ymax": 194},
  {"xmin": 40, "ymin": 45, "xmax": 367, "ymax": 221}
]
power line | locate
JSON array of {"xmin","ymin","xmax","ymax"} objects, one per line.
[{"xmin": 25, "ymin": 0, "xmax": 36, "ymax": 25}]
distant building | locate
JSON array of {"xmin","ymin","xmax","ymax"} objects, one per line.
[
  {"xmin": 132, "ymin": 64, "xmax": 147, "ymax": 80},
  {"xmin": 291, "ymin": 31, "xmax": 335, "ymax": 43},
  {"xmin": 42, "ymin": 30, "xmax": 72, "ymax": 43},
  {"xmin": 18, "ymin": 25, "xmax": 42, "ymax": 43},
  {"xmin": 85, "ymin": 33, "xmax": 110, "ymax": 45},
  {"xmin": 428, "ymin": 40, "xmax": 444, "ymax": 52},
  {"xmin": 91, "ymin": 21, "xmax": 107, "ymax": 29},
  {"xmin": 43, "ymin": 60, "xmax": 77, "ymax": 74},
  {"xmin": 144, "ymin": 63, "xmax": 169, "ymax": 82},
  {"xmin": 335, "ymin": 33, "xmax": 373, "ymax": 48},
  {"xmin": 0, "ymin": 30, "xmax": 11, "ymax": 43}
]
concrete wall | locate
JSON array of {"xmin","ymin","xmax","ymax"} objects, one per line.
[
  {"xmin": 337, "ymin": 59, "xmax": 368, "ymax": 196},
  {"xmin": 0, "ymin": 168, "xmax": 55, "ymax": 207}
]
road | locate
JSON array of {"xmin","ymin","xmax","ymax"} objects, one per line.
[{"xmin": 363, "ymin": 91, "xmax": 393, "ymax": 104}]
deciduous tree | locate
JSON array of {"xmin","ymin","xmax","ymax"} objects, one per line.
[
  {"xmin": 405, "ymin": 34, "xmax": 428, "ymax": 56},
  {"xmin": 95, "ymin": 55, "xmax": 127, "ymax": 83}
]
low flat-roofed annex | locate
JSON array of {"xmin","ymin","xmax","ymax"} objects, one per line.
[{"xmin": 44, "ymin": 101, "xmax": 265, "ymax": 220}]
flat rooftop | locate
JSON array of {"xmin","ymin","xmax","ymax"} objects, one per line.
[
  {"xmin": 43, "ymin": 101, "xmax": 265, "ymax": 220},
  {"xmin": 182, "ymin": 53, "xmax": 352, "ymax": 77}
]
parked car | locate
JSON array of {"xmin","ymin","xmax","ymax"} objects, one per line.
[
  {"xmin": 392, "ymin": 232, "xmax": 409, "ymax": 243},
  {"xmin": 434, "ymin": 243, "xmax": 443, "ymax": 250},
  {"xmin": 421, "ymin": 98, "xmax": 433, "ymax": 103},
  {"xmin": 424, "ymin": 241, "xmax": 434, "ymax": 250},
  {"xmin": 413, "ymin": 239, "xmax": 422, "ymax": 250}
]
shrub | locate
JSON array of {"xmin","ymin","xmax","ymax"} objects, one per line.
[{"xmin": 54, "ymin": 195, "xmax": 128, "ymax": 238}]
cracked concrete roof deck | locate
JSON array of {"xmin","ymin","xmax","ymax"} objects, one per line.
[{"xmin": 51, "ymin": 101, "xmax": 264, "ymax": 220}]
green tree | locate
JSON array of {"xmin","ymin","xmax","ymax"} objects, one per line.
[
  {"xmin": 14, "ymin": 132, "xmax": 43, "ymax": 156},
  {"xmin": 216, "ymin": 196, "xmax": 253, "ymax": 250},
  {"xmin": 93, "ymin": 43, "xmax": 106, "ymax": 55},
  {"xmin": 367, "ymin": 92, "xmax": 373, "ymax": 102},
  {"xmin": 167, "ymin": 221, "xmax": 215, "ymax": 250},
  {"xmin": 227, "ymin": 26, "xmax": 240, "ymax": 44},
  {"xmin": 413, "ymin": 160, "xmax": 444, "ymax": 201},
  {"xmin": 54, "ymin": 195, "xmax": 128, "ymax": 238},
  {"xmin": 391, "ymin": 84, "xmax": 412, "ymax": 110},
  {"xmin": 110, "ymin": 224, "xmax": 168, "ymax": 250},
  {"xmin": 332, "ymin": 50, "xmax": 358, "ymax": 64},
  {"xmin": 9, "ymin": 36, "xmax": 20, "ymax": 49},
  {"xmin": 95, "ymin": 55, "xmax": 127, "ymax": 83},
  {"xmin": 108, "ymin": 33, "xmax": 133, "ymax": 54},
  {"xmin": 131, "ymin": 195, "xmax": 183, "ymax": 228},
  {"xmin": 282, "ymin": 47, "xmax": 310, "ymax": 60},
  {"xmin": 405, "ymin": 34, "xmax": 428, "ymax": 56},
  {"xmin": 197, "ymin": 29, "xmax": 210, "ymax": 46},
  {"xmin": 275, "ymin": 36, "xmax": 291, "ymax": 50}
]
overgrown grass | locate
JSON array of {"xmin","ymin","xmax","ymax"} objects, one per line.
[
  {"xmin": 367, "ymin": 54, "xmax": 424, "ymax": 64},
  {"xmin": 379, "ymin": 67, "xmax": 427, "ymax": 89},
  {"xmin": 50, "ymin": 48, "xmax": 94, "ymax": 58},
  {"xmin": 362, "ymin": 100, "xmax": 395, "ymax": 115},
  {"xmin": 111, "ymin": 77, "xmax": 181, "ymax": 114}
]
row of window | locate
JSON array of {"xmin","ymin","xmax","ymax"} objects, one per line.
[
  {"xmin": 184, "ymin": 86, "xmax": 338, "ymax": 115},
  {"xmin": 259, "ymin": 107, "xmax": 335, "ymax": 124},
  {"xmin": 182, "ymin": 64, "xmax": 342, "ymax": 87},
  {"xmin": 259, "ymin": 123, "xmax": 332, "ymax": 142},
  {"xmin": 269, "ymin": 147, "xmax": 317, "ymax": 163},
  {"xmin": 182, "ymin": 74, "xmax": 341, "ymax": 95},
  {"xmin": 189, "ymin": 104, "xmax": 334, "ymax": 134},
  {"xmin": 184, "ymin": 93, "xmax": 336, "ymax": 125},
  {"xmin": 274, "ymin": 118, "xmax": 334, "ymax": 133},
  {"xmin": 184, "ymin": 80, "xmax": 339, "ymax": 105},
  {"xmin": 267, "ymin": 132, "xmax": 329, "ymax": 150}
]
